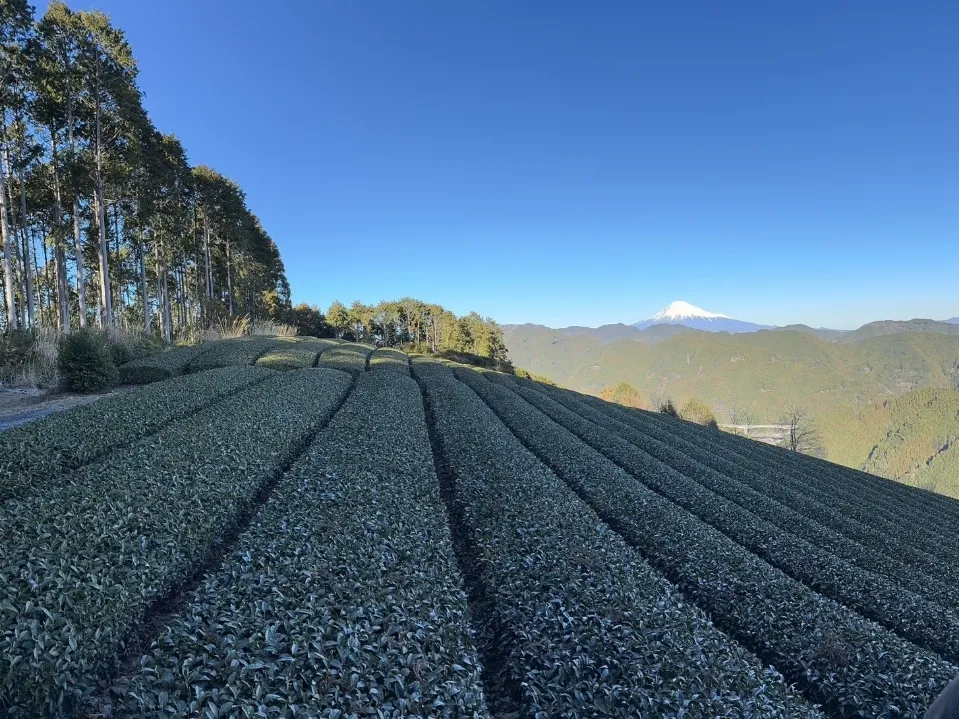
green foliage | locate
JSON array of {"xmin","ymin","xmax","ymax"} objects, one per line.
[
  {"xmin": 0, "ymin": 366, "xmax": 275, "ymax": 503},
  {"xmin": 118, "ymin": 344, "xmax": 205, "ymax": 384},
  {"xmin": 681, "ymin": 397, "xmax": 718, "ymax": 428},
  {"xmin": 369, "ymin": 346, "xmax": 410, "ymax": 374},
  {"xmin": 416, "ymin": 359, "xmax": 819, "ymax": 716},
  {"xmin": 500, "ymin": 375, "xmax": 955, "ymax": 716},
  {"xmin": 187, "ymin": 336, "xmax": 283, "ymax": 373},
  {"xmin": 835, "ymin": 388, "xmax": 959, "ymax": 498},
  {"xmin": 57, "ymin": 329, "xmax": 118, "ymax": 392},
  {"xmin": 254, "ymin": 337, "xmax": 339, "ymax": 370},
  {"xmin": 290, "ymin": 302, "xmax": 326, "ymax": 337},
  {"xmin": 316, "ymin": 342, "xmax": 374, "ymax": 375},
  {"xmin": 113, "ymin": 371, "xmax": 486, "ymax": 717},
  {"xmin": 585, "ymin": 390, "xmax": 959, "ymax": 608},
  {"xmin": 327, "ymin": 297, "xmax": 509, "ymax": 363},
  {"xmin": 0, "ymin": 369, "xmax": 353, "ymax": 715}
]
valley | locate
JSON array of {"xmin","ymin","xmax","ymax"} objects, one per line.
[{"xmin": 505, "ymin": 304, "xmax": 959, "ymax": 497}]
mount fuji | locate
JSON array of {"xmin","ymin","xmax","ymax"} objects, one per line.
[{"xmin": 633, "ymin": 300, "xmax": 773, "ymax": 333}]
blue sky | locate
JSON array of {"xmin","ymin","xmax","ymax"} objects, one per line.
[{"xmin": 51, "ymin": 1, "xmax": 958, "ymax": 329}]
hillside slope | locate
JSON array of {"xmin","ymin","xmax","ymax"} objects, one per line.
[
  {"xmin": 837, "ymin": 319, "xmax": 959, "ymax": 343},
  {"xmin": 505, "ymin": 324, "xmax": 959, "ymax": 481},
  {"xmin": 3, "ymin": 342, "xmax": 959, "ymax": 716}
]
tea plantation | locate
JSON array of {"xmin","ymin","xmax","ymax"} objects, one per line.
[{"xmin": 2, "ymin": 336, "xmax": 958, "ymax": 717}]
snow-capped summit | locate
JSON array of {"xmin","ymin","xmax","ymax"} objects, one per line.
[
  {"xmin": 647, "ymin": 300, "xmax": 730, "ymax": 322},
  {"xmin": 633, "ymin": 300, "xmax": 772, "ymax": 333}
]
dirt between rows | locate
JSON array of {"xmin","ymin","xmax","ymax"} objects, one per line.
[{"xmin": 0, "ymin": 385, "xmax": 130, "ymax": 432}]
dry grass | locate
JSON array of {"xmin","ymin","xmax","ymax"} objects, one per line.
[
  {"xmin": 202, "ymin": 316, "xmax": 251, "ymax": 342},
  {"xmin": 250, "ymin": 319, "xmax": 297, "ymax": 337},
  {"xmin": 0, "ymin": 327, "xmax": 60, "ymax": 389}
]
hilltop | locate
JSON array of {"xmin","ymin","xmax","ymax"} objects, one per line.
[{"xmin": 2, "ymin": 336, "xmax": 959, "ymax": 716}]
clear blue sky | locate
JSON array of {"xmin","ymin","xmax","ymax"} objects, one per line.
[{"xmin": 50, "ymin": 1, "xmax": 958, "ymax": 329}]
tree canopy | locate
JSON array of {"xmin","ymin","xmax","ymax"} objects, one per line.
[
  {"xmin": 0, "ymin": 1, "xmax": 290, "ymax": 337},
  {"xmin": 289, "ymin": 297, "xmax": 509, "ymax": 364}
]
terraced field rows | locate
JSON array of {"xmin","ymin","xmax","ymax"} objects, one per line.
[
  {"xmin": 254, "ymin": 337, "xmax": 342, "ymax": 370},
  {"xmin": 415, "ymin": 359, "xmax": 818, "ymax": 717},
  {"xmin": 0, "ymin": 366, "xmax": 276, "ymax": 503},
  {"xmin": 1, "ymin": 369, "xmax": 353, "ymax": 715},
  {"xmin": 567, "ymin": 390, "xmax": 959, "ymax": 607},
  {"xmin": 4, "ymin": 346, "xmax": 958, "ymax": 717},
  {"xmin": 317, "ymin": 342, "xmax": 375, "ymax": 374},
  {"xmin": 107, "ymin": 371, "xmax": 485, "ymax": 717},
  {"xmin": 454, "ymin": 367, "xmax": 953, "ymax": 716},
  {"xmin": 596, "ymin": 394, "xmax": 959, "ymax": 580}
]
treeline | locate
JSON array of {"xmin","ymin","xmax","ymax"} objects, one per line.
[
  {"xmin": 291, "ymin": 298, "xmax": 509, "ymax": 363},
  {"xmin": 0, "ymin": 1, "xmax": 290, "ymax": 339}
]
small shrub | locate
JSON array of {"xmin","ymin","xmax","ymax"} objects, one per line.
[
  {"xmin": 681, "ymin": 398, "xmax": 719, "ymax": 428},
  {"xmin": 600, "ymin": 382, "xmax": 648, "ymax": 409},
  {"xmin": 659, "ymin": 399, "xmax": 679, "ymax": 417},
  {"xmin": 58, "ymin": 329, "xmax": 118, "ymax": 393}
]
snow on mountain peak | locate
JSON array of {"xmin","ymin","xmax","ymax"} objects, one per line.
[{"xmin": 650, "ymin": 300, "xmax": 730, "ymax": 321}]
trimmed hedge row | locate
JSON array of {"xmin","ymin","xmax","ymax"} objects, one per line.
[
  {"xmin": 479, "ymin": 369, "xmax": 518, "ymax": 387},
  {"xmin": 108, "ymin": 370, "xmax": 486, "ymax": 717},
  {"xmin": 0, "ymin": 366, "xmax": 276, "ymax": 503},
  {"xmin": 594, "ymin": 393, "xmax": 959, "ymax": 584},
  {"xmin": 254, "ymin": 337, "xmax": 340, "ymax": 370},
  {"xmin": 118, "ymin": 344, "xmax": 207, "ymax": 384},
  {"xmin": 695, "ymin": 404, "xmax": 959, "ymax": 523},
  {"xmin": 317, "ymin": 342, "xmax": 374, "ymax": 375},
  {"xmin": 490, "ymin": 374, "xmax": 959, "ymax": 662},
  {"xmin": 470, "ymin": 371, "xmax": 955, "ymax": 717},
  {"xmin": 369, "ymin": 347, "xmax": 410, "ymax": 374},
  {"xmin": 632, "ymin": 399, "xmax": 959, "ymax": 544},
  {"xmin": 187, "ymin": 337, "xmax": 283, "ymax": 373},
  {"xmin": 414, "ymin": 359, "xmax": 820, "ymax": 718},
  {"xmin": 568, "ymin": 389, "xmax": 959, "ymax": 609},
  {"xmin": 0, "ymin": 369, "xmax": 354, "ymax": 716}
]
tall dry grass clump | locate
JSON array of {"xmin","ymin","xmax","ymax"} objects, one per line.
[{"xmin": 250, "ymin": 319, "xmax": 297, "ymax": 337}]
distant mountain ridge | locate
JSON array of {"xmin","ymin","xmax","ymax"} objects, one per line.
[
  {"xmin": 517, "ymin": 300, "xmax": 958, "ymax": 342},
  {"xmin": 503, "ymin": 304, "xmax": 959, "ymax": 500}
]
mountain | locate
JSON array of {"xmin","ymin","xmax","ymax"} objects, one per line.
[
  {"xmin": 946, "ymin": 318, "xmax": 959, "ymax": 325},
  {"xmin": 633, "ymin": 300, "xmax": 773, "ymax": 333},
  {"xmin": 768, "ymin": 324, "xmax": 849, "ymax": 342},
  {"xmin": 836, "ymin": 319, "xmax": 959, "ymax": 344},
  {"xmin": 557, "ymin": 322, "xmax": 696, "ymax": 345}
]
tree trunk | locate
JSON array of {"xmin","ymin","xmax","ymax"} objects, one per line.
[
  {"xmin": 55, "ymin": 244, "xmax": 69, "ymax": 330},
  {"xmin": 112, "ymin": 203, "xmax": 122, "ymax": 315},
  {"xmin": 4, "ymin": 166, "xmax": 28, "ymax": 327},
  {"xmin": 16, "ymin": 158, "xmax": 36, "ymax": 327},
  {"xmin": 72, "ymin": 197, "xmax": 86, "ymax": 328},
  {"xmin": 93, "ymin": 48, "xmax": 112, "ymax": 327},
  {"xmin": 202, "ymin": 213, "xmax": 213, "ymax": 298},
  {"xmin": 0, "ymin": 145, "xmax": 19, "ymax": 330},
  {"xmin": 225, "ymin": 236, "xmax": 234, "ymax": 315},
  {"xmin": 154, "ymin": 235, "xmax": 171, "ymax": 342},
  {"xmin": 139, "ymin": 233, "xmax": 150, "ymax": 333},
  {"xmin": 50, "ymin": 124, "xmax": 71, "ymax": 329}
]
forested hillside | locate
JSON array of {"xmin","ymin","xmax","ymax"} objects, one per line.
[
  {"xmin": 505, "ymin": 323, "xmax": 959, "ymax": 494},
  {"xmin": 0, "ymin": 1, "xmax": 290, "ymax": 340}
]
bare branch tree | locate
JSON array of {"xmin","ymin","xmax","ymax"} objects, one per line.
[{"xmin": 779, "ymin": 405, "xmax": 826, "ymax": 458}]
